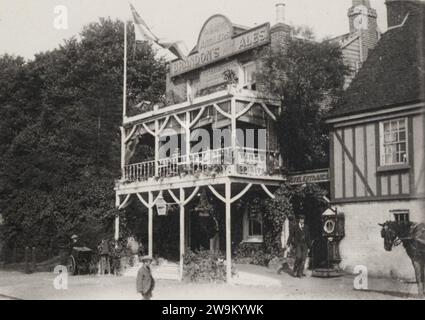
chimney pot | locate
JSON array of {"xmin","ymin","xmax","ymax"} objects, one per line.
[{"xmin": 276, "ymin": 2, "xmax": 286, "ymax": 24}]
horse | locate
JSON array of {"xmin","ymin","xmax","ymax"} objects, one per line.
[{"xmin": 379, "ymin": 221, "xmax": 425, "ymax": 297}]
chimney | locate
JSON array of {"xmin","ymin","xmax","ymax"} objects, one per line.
[
  {"xmin": 385, "ymin": 0, "xmax": 421, "ymax": 28},
  {"xmin": 276, "ymin": 2, "xmax": 286, "ymax": 24},
  {"xmin": 271, "ymin": 2, "xmax": 291, "ymax": 51},
  {"xmin": 353, "ymin": 0, "xmax": 371, "ymax": 7}
]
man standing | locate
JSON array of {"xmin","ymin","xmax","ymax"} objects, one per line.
[
  {"xmin": 137, "ymin": 255, "xmax": 155, "ymax": 300},
  {"xmin": 98, "ymin": 239, "xmax": 111, "ymax": 275},
  {"xmin": 289, "ymin": 215, "xmax": 311, "ymax": 278}
]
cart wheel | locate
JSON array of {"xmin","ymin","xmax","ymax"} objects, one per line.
[{"xmin": 67, "ymin": 256, "xmax": 76, "ymax": 275}]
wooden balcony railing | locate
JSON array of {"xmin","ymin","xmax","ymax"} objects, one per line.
[{"xmin": 122, "ymin": 147, "xmax": 280, "ymax": 183}]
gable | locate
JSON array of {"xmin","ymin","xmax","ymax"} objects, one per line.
[{"xmin": 329, "ymin": 3, "xmax": 425, "ymax": 119}]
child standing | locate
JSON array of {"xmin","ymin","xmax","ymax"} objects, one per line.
[{"xmin": 136, "ymin": 255, "xmax": 155, "ymax": 300}]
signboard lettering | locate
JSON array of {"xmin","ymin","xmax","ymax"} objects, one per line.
[
  {"xmin": 170, "ymin": 15, "xmax": 270, "ymax": 77},
  {"xmin": 287, "ymin": 170, "xmax": 330, "ymax": 185}
]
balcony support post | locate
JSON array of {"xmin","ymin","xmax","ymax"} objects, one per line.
[
  {"xmin": 154, "ymin": 120, "xmax": 159, "ymax": 177},
  {"xmin": 225, "ymin": 181, "xmax": 232, "ymax": 283},
  {"xmin": 148, "ymin": 191, "xmax": 153, "ymax": 257},
  {"xmin": 230, "ymin": 98, "xmax": 237, "ymax": 173},
  {"xmin": 120, "ymin": 126, "xmax": 126, "ymax": 173},
  {"xmin": 185, "ymin": 111, "xmax": 191, "ymax": 161},
  {"xmin": 179, "ymin": 188, "xmax": 185, "ymax": 281}
]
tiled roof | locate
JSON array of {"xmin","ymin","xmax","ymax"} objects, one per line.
[
  {"xmin": 328, "ymin": 2, "xmax": 425, "ymax": 119},
  {"xmin": 329, "ymin": 32, "xmax": 359, "ymax": 48}
]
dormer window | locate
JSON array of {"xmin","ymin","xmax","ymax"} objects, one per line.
[
  {"xmin": 379, "ymin": 118, "xmax": 408, "ymax": 166},
  {"xmin": 242, "ymin": 62, "xmax": 257, "ymax": 90}
]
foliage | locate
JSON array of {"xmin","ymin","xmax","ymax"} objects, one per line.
[
  {"xmin": 183, "ymin": 248, "xmax": 231, "ymax": 283},
  {"xmin": 223, "ymin": 69, "xmax": 239, "ymax": 85},
  {"xmin": 234, "ymin": 243, "xmax": 274, "ymax": 266},
  {"xmin": 263, "ymin": 184, "xmax": 294, "ymax": 252},
  {"xmin": 256, "ymin": 28, "xmax": 349, "ymax": 171},
  {"xmin": 235, "ymin": 183, "xmax": 327, "ymax": 258},
  {"xmin": 0, "ymin": 18, "xmax": 166, "ymax": 257}
]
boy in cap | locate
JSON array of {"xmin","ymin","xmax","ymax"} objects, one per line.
[{"xmin": 136, "ymin": 255, "xmax": 155, "ymax": 300}]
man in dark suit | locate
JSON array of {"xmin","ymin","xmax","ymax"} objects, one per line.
[
  {"xmin": 136, "ymin": 255, "xmax": 155, "ymax": 300},
  {"xmin": 288, "ymin": 215, "xmax": 311, "ymax": 278}
]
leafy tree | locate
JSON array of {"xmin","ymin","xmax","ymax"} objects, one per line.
[
  {"xmin": 257, "ymin": 29, "xmax": 349, "ymax": 171},
  {"xmin": 0, "ymin": 18, "xmax": 166, "ymax": 258}
]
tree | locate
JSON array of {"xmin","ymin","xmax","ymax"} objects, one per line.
[
  {"xmin": 0, "ymin": 18, "xmax": 166, "ymax": 257},
  {"xmin": 257, "ymin": 29, "xmax": 349, "ymax": 171}
]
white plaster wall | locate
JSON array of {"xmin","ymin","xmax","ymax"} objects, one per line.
[{"xmin": 336, "ymin": 199, "xmax": 425, "ymax": 280}]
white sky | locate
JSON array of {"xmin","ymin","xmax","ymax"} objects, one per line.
[{"xmin": 0, "ymin": 0, "xmax": 388, "ymax": 60}]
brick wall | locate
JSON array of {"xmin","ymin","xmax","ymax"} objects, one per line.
[{"xmin": 270, "ymin": 23, "xmax": 291, "ymax": 51}]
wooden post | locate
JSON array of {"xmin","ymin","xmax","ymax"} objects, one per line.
[
  {"xmin": 31, "ymin": 247, "xmax": 36, "ymax": 272},
  {"xmin": 122, "ymin": 20, "xmax": 127, "ymax": 120},
  {"xmin": 148, "ymin": 191, "xmax": 153, "ymax": 257},
  {"xmin": 179, "ymin": 188, "xmax": 185, "ymax": 280},
  {"xmin": 225, "ymin": 182, "xmax": 232, "ymax": 283},
  {"xmin": 120, "ymin": 127, "xmax": 126, "ymax": 173},
  {"xmin": 24, "ymin": 247, "xmax": 30, "ymax": 274},
  {"xmin": 154, "ymin": 120, "xmax": 159, "ymax": 177},
  {"xmin": 230, "ymin": 98, "xmax": 237, "ymax": 172},
  {"xmin": 114, "ymin": 214, "xmax": 120, "ymax": 242},
  {"xmin": 185, "ymin": 112, "xmax": 191, "ymax": 162}
]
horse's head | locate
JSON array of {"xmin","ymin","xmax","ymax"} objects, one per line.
[{"xmin": 379, "ymin": 222, "xmax": 399, "ymax": 251}]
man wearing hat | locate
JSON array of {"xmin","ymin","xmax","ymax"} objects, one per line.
[
  {"xmin": 136, "ymin": 255, "xmax": 155, "ymax": 300},
  {"xmin": 70, "ymin": 234, "xmax": 81, "ymax": 250},
  {"xmin": 288, "ymin": 215, "xmax": 312, "ymax": 278}
]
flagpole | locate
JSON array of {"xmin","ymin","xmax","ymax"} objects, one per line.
[{"xmin": 123, "ymin": 20, "xmax": 128, "ymax": 120}]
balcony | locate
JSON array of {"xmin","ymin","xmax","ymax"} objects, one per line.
[{"xmin": 121, "ymin": 147, "xmax": 281, "ymax": 184}]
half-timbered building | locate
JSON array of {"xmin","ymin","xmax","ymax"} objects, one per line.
[{"xmin": 327, "ymin": 0, "xmax": 425, "ymax": 278}]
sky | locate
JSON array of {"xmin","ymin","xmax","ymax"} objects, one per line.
[{"xmin": 0, "ymin": 0, "xmax": 389, "ymax": 60}]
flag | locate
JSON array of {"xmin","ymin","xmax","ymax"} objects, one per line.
[
  {"xmin": 130, "ymin": 3, "xmax": 158, "ymax": 42},
  {"xmin": 157, "ymin": 40, "xmax": 188, "ymax": 60},
  {"xmin": 129, "ymin": 3, "xmax": 187, "ymax": 60}
]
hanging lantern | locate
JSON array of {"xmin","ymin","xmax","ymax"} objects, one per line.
[
  {"xmin": 194, "ymin": 189, "xmax": 213, "ymax": 217},
  {"xmin": 156, "ymin": 194, "xmax": 168, "ymax": 216}
]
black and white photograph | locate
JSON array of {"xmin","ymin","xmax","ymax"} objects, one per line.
[{"xmin": 0, "ymin": 0, "xmax": 424, "ymax": 303}]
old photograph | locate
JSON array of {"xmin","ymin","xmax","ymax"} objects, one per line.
[{"xmin": 0, "ymin": 0, "xmax": 424, "ymax": 303}]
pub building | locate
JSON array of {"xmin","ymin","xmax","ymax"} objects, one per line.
[
  {"xmin": 327, "ymin": 0, "xmax": 425, "ymax": 279},
  {"xmin": 115, "ymin": 1, "xmax": 386, "ymax": 281}
]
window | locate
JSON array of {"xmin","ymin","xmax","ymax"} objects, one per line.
[
  {"xmin": 391, "ymin": 210, "xmax": 410, "ymax": 223},
  {"xmin": 380, "ymin": 118, "xmax": 408, "ymax": 166},
  {"xmin": 243, "ymin": 209, "xmax": 263, "ymax": 242},
  {"xmin": 242, "ymin": 62, "xmax": 257, "ymax": 90},
  {"xmin": 248, "ymin": 213, "xmax": 263, "ymax": 237}
]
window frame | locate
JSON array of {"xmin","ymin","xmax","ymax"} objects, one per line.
[
  {"xmin": 241, "ymin": 62, "xmax": 257, "ymax": 90},
  {"xmin": 379, "ymin": 117, "xmax": 409, "ymax": 167},
  {"xmin": 242, "ymin": 209, "xmax": 263, "ymax": 243},
  {"xmin": 248, "ymin": 214, "xmax": 263, "ymax": 238},
  {"xmin": 391, "ymin": 209, "xmax": 410, "ymax": 223}
]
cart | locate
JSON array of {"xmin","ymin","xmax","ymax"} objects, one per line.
[{"xmin": 66, "ymin": 246, "xmax": 93, "ymax": 275}]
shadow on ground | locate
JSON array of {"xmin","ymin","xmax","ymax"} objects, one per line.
[{"xmin": 356, "ymin": 289, "xmax": 424, "ymax": 300}]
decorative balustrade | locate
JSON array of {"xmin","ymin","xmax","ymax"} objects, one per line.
[
  {"xmin": 122, "ymin": 147, "xmax": 280, "ymax": 183},
  {"xmin": 123, "ymin": 160, "xmax": 155, "ymax": 182}
]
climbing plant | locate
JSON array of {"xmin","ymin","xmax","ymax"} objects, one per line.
[{"xmin": 263, "ymin": 184, "xmax": 294, "ymax": 253}]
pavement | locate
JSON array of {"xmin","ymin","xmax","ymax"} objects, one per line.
[{"xmin": 0, "ymin": 264, "xmax": 422, "ymax": 300}]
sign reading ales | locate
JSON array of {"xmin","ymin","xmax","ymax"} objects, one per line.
[{"xmin": 170, "ymin": 15, "xmax": 270, "ymax": 77}]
